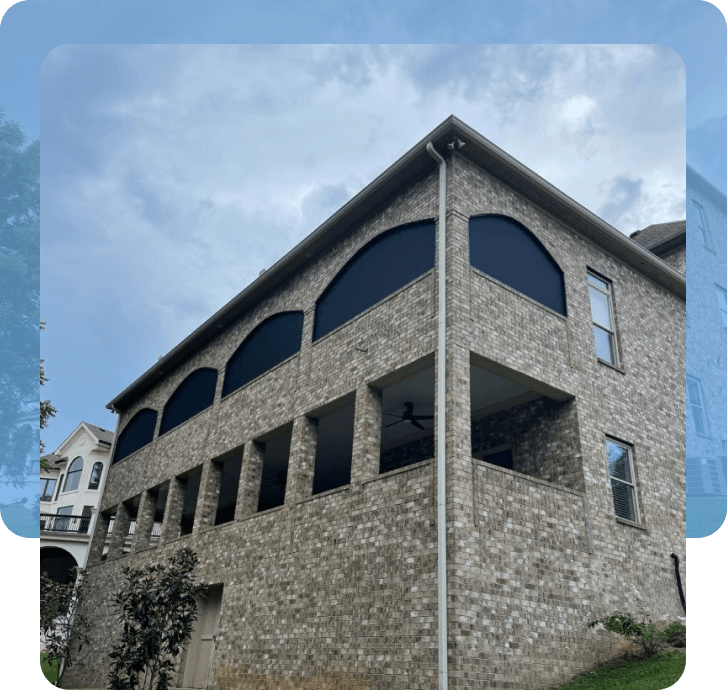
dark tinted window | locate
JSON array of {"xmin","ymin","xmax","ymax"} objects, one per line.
[
  {"xmin": 160, "ymin": 368, "xmax": 218, "ymax": 436},
  {"xmin": 63, "ymin": 457, "xmax": 84, "ymax": 492},
  {"xmin": 113, "ymin": 408, "xmax": 158, "ymax": 464},
  {"xmin": 214, "ymin": 455, "xmax": 243, "ymax": 525},
  {"xmin": 223, "ymin": 312, "xmax": 304, "ymax": 397},
  {"xmin": 314, "ymin": 220, "xmax": 436, "ymax": 340},
  {"xmin": 469, "ymin": 215, "xmax": 566, "ymax": 315},
  {"xmin": 88, "ymin": 462, "xmax": 104, "ymax": 490},
  {"xmin": 258, "ymin": 432, "xmax": 292, "ymax": 512},
  {"xmin": 312, "ymin": 402, "xmax": 355, "ymax": 495}
]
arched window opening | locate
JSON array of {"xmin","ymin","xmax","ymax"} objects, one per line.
[
  {"xmin": 223, "ymin": 311, "xmax": 304, "ymax": 397},
  {"xmin": 88, "ymin": 462, "xmax": 104, "ymax": 490},
  {"xmin": 113, "ymin": 408, "xmax": 158, "ymax": 464},
  {"xmin": 63, "ymin": 457, "xmax": 84, "ymax": 492},
  {"xmin": 469, "ymin": 215, "xmax": 566, "ymax": 315},
  {"xmin": 314, "ymin": 220, "xmax": 436, "ymax": 341},
  {"xmin": 160, "ymin": 368, "xmax": 218, "ymax": 436}
]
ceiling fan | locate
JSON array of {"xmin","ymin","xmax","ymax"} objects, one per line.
[{"xmin": 383, "ymin": 402, "xmax": 434, "ymax": 430}]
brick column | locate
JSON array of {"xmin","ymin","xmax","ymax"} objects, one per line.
[
  {"xmin": 286, "ymin": 415, "xmax": 318, "ymax": 505},
  {"xmin": 106, "ymin": 503, "xmax": 132, "ymax": 559},
  {"xmin": 160, "ymin": 477, "xmax": 185, "ymax": 543},
  {"xmin": 350, "ymin": 384, "xmax": 382, "ymax": 484},
  {"xmin": 130, "ymin": 490, "xmax": 155, "ymax": 552},
  {"xmin": 193, "ymin": 460, "xmax": 221, "ymax": 532},
  {"xmin": 87, "ymin": 510, "xmax": 112, "ymax": 565},
  {"xmin": 237, "ymin": 441, "xmax": 265, "ymax": 518}
]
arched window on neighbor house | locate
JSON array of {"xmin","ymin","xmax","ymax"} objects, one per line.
[
  {"xmin": 88, "ymin": 462, "xmax": 104, "ymax": 490},
  {"xmin": 112, "ymin": 408, "xmax": 158, "ymax": 464},
  {"xmin": 63, "ymin": 456, "xmax": 84, "ymax": 492},
  {"xmin": 469, "ymin": 214, "xmax": 566, "ymax": 315},
  {"xmin": 159, "ymin": 368, "xmax": 218, "ymax": 436},
  {"xmin": 313, "ymin": 220, "xmax": 436, "ymax": 341},
  {"xmin": 222, "ymin": 311, "xmax": 304, "ymax": 397}
]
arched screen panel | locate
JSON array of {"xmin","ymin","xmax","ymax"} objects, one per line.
[
  {"xmin": 160, "ymin": 368, "xmax": 218, "ymax": 436},
  {"xmin": 313, "ymin": 220, "xmax": 436, "ymax": 341},
  {"xmin": 222, "ymin": 311, "xmax": 304, "ymax": 397},
  {"xmin": 113, "ymin": 408, "xmax": 158, "ymax": 464},
  {"xmin": 469, "ymin": 215, "xmax": 566, "ymax": 315}
]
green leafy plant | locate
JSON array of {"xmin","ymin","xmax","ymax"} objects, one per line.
[
  {"xmin": 587, "ymin": 614, "xmax": 686, "ymax": 657},
  {"xmin": 108, "ymin": 547, "xmax": 206, "ymax": 690},
  {"xmin": 41, "ymin": 570, "xmax": 92, "ymax": 686}
]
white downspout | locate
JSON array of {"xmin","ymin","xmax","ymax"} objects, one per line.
[{"xmin": 426, "ymin": 141, "xmax": 448, "ymax": 690}]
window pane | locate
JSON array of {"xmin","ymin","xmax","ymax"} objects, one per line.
[
  {"xmin": 691, "ymin": 405, "xmax": 707, "ymax": 436},
  {"xmin": 587, "ymin": 273, "xmax": 608, "ymax": 291},
  {"xmin": 611, "ymin": 479, "xmax": 636, "ymax": 521},
  {"xmin": 589, "ymin": 286, "xmax": 612, "ymax": 329},
  {"xmin": 687, "ymin": 378, "xmax": 701, "ymax": 405},
  {"xmin": 593, "ymin": 326, "xmax": 615, "ymax": 363},
  {"xmin": 607, "ymin": 441, "xmax": 632, "ymax": 482}
]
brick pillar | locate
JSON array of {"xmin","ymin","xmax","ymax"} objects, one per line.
[
  {"xmin": 131, "ymin": 490, "xmax": 155, "ymax": 552},
  {"xmin": 160, "ymin": 477, "xmax": 185, "ymax": 543},
  {"xmin": 87, "ymin": 510, "xmax": 112, "ymax": 565},
  {"xmin": 193, "ymin": 460, "xmax": 220, "ymax": 532},
  {"xmin": 106, "ymin": 503, "xmax": 132, "ymax": 559},
  {"xmin": 286, "ymin": 415, "xmax": 318, "ymax": 505},
  {"xmin": 237, "ymin": 442, "xmax": 265, "ymax": 518},
  {"xmin": 350, "ymin": 384, "xmax": 382, "ymax": 484}
]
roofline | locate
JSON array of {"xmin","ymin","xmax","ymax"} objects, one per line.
[
  {"xmin": 687, "ymin": 165, "xmax": 727, "ymax": 211},
  {"xmin": 108, "ymin": 115, "xmax": 686, "ymax": 412}
]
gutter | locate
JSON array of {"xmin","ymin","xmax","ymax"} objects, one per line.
[{"xmin": 426, "ymin": 141, "xmax": 448, "ymax": 690}]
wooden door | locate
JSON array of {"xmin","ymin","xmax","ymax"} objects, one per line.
[{"xmin": 182, "ymin": 587, "xmax": 222, "ymax": 688}]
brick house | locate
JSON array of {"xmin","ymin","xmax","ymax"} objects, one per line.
[{"xmin": 64, "ymin": 116, "xmax": 686, "ymax": 690}]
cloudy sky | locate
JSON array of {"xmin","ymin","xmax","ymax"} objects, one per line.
[
  {"xmin": 0, "ymin": 0, "xmax": 728, "ymax": 510},
  {"xmin": 38, "ymin": 43, "xmax": 686, "ymax": 451}
]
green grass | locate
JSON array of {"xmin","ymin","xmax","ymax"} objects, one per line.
[
  {"xmin": 687, "ymin": 495, "xmax": 726, "ymax": 537},
  {"xmin": 40, "ymin": 653, "xmax": 59, "ymax": 685},
  {"xmin": 557, "ymin": 650, "xmax": 686, "ymax": 689}
]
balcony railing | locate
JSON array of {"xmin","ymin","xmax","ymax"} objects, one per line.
[{"xmin": 40, "ymin": 513, "xmax": 91, "ymax": 534}]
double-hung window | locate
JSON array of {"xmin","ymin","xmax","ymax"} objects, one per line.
[
  {"xmin": 692, "ymin": 201, "xmax": 712, "ymax": 249},
  {"xmin": 588, "ymin": 272, "xmax": 617, "ymax": 365},
  {"xmin": 715, "ymin": 285, "xmax": 727, "ymax": 327},
  {"xmin": 687, "ymin": 376, "xmax": 710, "ymax": 437},
  {"xmin": 606, "ymin": 438, "xmax": 638, "ymax": 522}
]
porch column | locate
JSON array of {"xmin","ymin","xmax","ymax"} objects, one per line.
[
  {"xmin": 130, "ymin": 490, "xmax": 155, "ymax": 552},
  {"xmin": 160, "ymin": 477, "xmax": 185, "ymax": 543},
  {"xmin": 236, "ymin": 441, "xmax": 265, "ymax": 518},
  {"xmin": 350, "ymin": 384, "xmax": 382, "ymax": 484},
  {"xmin": 106, "ymin": 503, "xmax": 132, "ymax": 559},
  {"xmin": 285, "ymin": 415, "xmax": 318, "ymax": 505}
]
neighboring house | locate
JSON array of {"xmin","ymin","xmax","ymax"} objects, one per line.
[
  {"xmin": 65, "ymin": 117, "xmax": 686, "ymax": 690},
  {"xmin": 686, "ymin": 166, "xmax": 725, "ymax": 499},
  {"xmin": 40, "ymin": 422, "xmax": 114, "ymax": 583}
]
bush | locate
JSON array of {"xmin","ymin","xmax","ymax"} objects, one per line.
[
  {"xmin": 587, "ymin": 614, "xmax": 686, "ymax": 657},
  {"xmin": 108, "ymin": 547, "xmax": 206, "ymax": 690}
]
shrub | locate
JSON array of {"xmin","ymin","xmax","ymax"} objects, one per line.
[
  {"xmin": 108, "ymin": 547, "xmax": 206, "ymax": 690},
  {"xmin": 587, "ymin": 614, "xmax": 686, "ymax": 657}
]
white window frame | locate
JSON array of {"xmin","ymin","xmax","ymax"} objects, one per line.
[
  {"xmin": 588, "ymin": 271, "xmax": 618, "ymax": 366},
  {"xmin": 605, "ymin": 438, "xmax": 639, "ymax": 523},
  {"xmin": 687, "ymin": 375, "xmax": 710, "ymax": 438},
  {"xmin": 693, "ymin": 201, "xmax": 712, "ymax": 249},
  {"xmin": 40, "ymin": 478, "xmax": 56, "ymax": 501},
  {"xmin": 715, "ymin": 285, "xmax": 727, "ymax": 327}
]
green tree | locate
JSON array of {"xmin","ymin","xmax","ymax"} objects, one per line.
[
  {"xmin": 108, "ymin": 548, "xmax": 206, "ymax": 690},
  {"xmin": 40, "ymin": 322, "xmax": 57, "ymax": 469},
  {"xmin": 0, "ymin": 106, "xmax": 39, "ymax": 483},
  {"xmin": 41, "ymin": 571, "xmax": 93, "ymax": 686}
]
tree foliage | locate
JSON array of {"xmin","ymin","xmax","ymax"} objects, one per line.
[
  {"xmin": 0, "ymin": 106, "xmax": 40, "ymax": 482},
  {"xmin": 108, "ymin": 548, "xmax": 206, "ymax": 690},
  {"xmin": 40, "ymin": 322, "xmax": 56, "ymax": 467},
  {"xmin": 41, "ymin": 570, "xmax": 93, "ymax": 686}
]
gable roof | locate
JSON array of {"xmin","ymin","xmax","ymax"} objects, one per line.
[
  {"xmin": 53, "ymin": 421, "xmax": 115, "ymax": 456},
  {"xmin": 108, "ymin": 115, "xmax": 686, "ymax": 413},
  {"xmin": 83, "ymin": 422, "xmax": 114, "ymax": 445},
  {"xmin": 630, "ymin": 220, "xmax": 686, "ymax": 255}
]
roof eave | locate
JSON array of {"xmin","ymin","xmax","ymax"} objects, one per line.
[{"xmin": 108, "ymin": 115, "xmax": 686, "ymax": 412}]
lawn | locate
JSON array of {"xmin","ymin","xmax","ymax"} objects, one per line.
[
  {"xmin": 556, "ymin": 650, "xmax": 686, "ymax": 689},
  {"xmin": 40, "ymin": 653, "xmax": 59, "ymax": 685},
  {"xmin": 687, "ymin": 495, "xmax": 726, "ymax": 537}
]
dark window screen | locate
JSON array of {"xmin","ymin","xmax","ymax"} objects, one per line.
[
  {"xmin": 479, "ymin": 449, "xmax": 513, "ymax": 470},
  {"xmin": 258, "ymin": 432, "xmax": 292, "ymax": 512},
  {"xmin": 223, "ymin": 312, "xmax": 304, "ymax": 397},
  {"xmin": 469, "ymin": 215, "xmax": 566, "ymax": 315},
  {"xmin": 113, "ymin": 408, "xmax": 158, "ymax": 464},
  {"xmin": 160, "ymin": 368, "xmax": 218, "ymax": 436},
  {"xmin": 179, "ymin": 468, "xmax": 202, "ymax": 536},
  {"xmin": 314, "ymin": 220, "xmax": 436, "ymax": 340},
  {"xmin": 312, "ymin": 403, "xmax": 355, "ymax": 495},
  {"xmin": 215, "ymin": 455, "xmax": 243, "ymax": 525}
]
